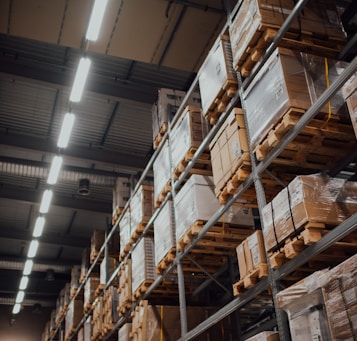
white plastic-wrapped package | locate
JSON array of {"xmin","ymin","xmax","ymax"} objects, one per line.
[
  {"xmin": 153, "ymin": 140, "xmax": 171, "ymax": 203},
  {"xmin": 130, "ymin": 185, "xmax": 153, "ymax": 233},
  {"xmin": 119, "ymin": 210, "xmax": 131, "ymax": 252}
]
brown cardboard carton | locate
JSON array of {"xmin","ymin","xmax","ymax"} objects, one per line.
[{"xmin": 244, "ymin": 230, "xmax": 267, "ymax": 273}]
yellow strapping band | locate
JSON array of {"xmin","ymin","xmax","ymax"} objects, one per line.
[{"xmin": 321, "ymin": 57, "xmax": 332, "ymax": 129}]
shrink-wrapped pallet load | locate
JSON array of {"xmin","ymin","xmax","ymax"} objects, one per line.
[
  {"xmin": 152, "ymin": 88, "xmax": 201, "ymax": 148},
  {"xmin": 118, "ymin": 323, "xmax": 132, "ymax": 341},
  {"xmin": 229, "ymin": 0, "xmax": 346, "ymax": 76},
  {"xmin": 262, "ymin": 174, "xmax": 357, "ymax": 253},
  {"xmin": 243, "ymin": 48, "xmax": 349, "ymax": 154},
  {"xmin": 131, "ymin": 236, "xmax": 156, "ymax": 297},
  {"xmin": 112, "ymin": 176, "xmax": 131, "ymax": 224},
  {"xmin": 174, "ymin": 174, "xmax": 255, "ymax": 244},
  {"xmin": 119, "ymin": 209, "xmax": 131, "ymax": 257},
  {"xmin": 198, "ymin": 35, "xmax": 237, "ymax": 123},
  {"xmin": 277, "ymin": 254, "xmax": 357, "ymax": 340},
  {"xmin": 342, "ymin": 72, "xmax": 357, "ymax": 139},
  {"xmin": 154, "ymin": 200, "xmax": 175, "ymax": 272}
]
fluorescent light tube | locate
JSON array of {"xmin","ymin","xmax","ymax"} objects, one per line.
[
  {"xmin": 86, "ymin": 0, "xmax": 108, "ymax": 41},
  {"xmin": 27, "ymin": 240, "xmax": 39, "ymax": 258},
  {"xmin": 70, "ymin": 57, "xmax": 91, "ymax": 102},
  {"xmin": 33, "ymin": 217, "xmax": 45, "ymax": 238},
  {"xmin": 15, "ymin": 291, "xmax": 25, "ymax": 303},
  {"xmin": 19, "ymin": 276, "xmax": 29, "ymax": 290},
  {"xmin": 23, "ymin": 260, "xmax": 33, "ymax": 276},
  {"xmin": 39, "ymin": 190, "xmax": 53, "ymax": 214},
  {"xmin": 12, "ymin": 303, "xmax": 21, "ymax": 315},
  {"xmin": 47, "ymin": 156, "xmax": 63, "ymax": 185},
  {"xmin": 57, "ymin": 113, "xmax": 75, "ymax": 148}
]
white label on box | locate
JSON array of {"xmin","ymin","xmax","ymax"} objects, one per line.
[{"xmin": 231, "ymin": 140, "xmax": 240, "ymax": 158}]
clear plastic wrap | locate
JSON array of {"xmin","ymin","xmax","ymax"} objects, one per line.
[
  {"xmin": 154, "ymin": 200, "xmax": 175, "ymax": 266},
  {"xmin": 198, "ymin": 35, "xmax": 236, "ymax": 116},
  {"xmin": 153, "ymin": 140, "xmax": 171, "ymax": 202},
  {"xmin": 262, "ymin": 174, "xmax": 357, "ymax": 252},
  {"xmin": 243, "ymin": 48, "xmax": 348, "ymax": 150},
  {"xmin": 151, "ymin": 88, "xmax": 201, "ymax": 140},
  {"xmin": 131, "ymin": 236, "xmax": 156, "ymax": 294},
  {"xmin": 174, "ymin": 175, "xmax": 254, "ymax": 242},
  {"xmin": 130, "ymin": 185, "xmax": 154, "ymax": 233},
  {"xmin": 170, "ymin": 107, "xmax": 209, "ymax": 171}
]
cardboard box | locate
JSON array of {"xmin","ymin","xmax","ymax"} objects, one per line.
[
  {"xmin": 65, "ymin": 299, "xmax": 84, "ymax": 338},
  {"xmin": 154, "ymin": 200, "xmax": 175, "ymax": 266},
  {"xmin": 262, "ymin": 174, "xmax": 357, "ymax": 252},
  {"xmin": 84, "ymin": 277, "xmax": 100, "ymax": 309},
  {"xmin": 131, "ymin": 236, "xmax": 156, "ymax": 294},
  {"xmin": 130, "ymin": 185, "xmax": 154, "ymax": 233},
  {"xmin": 245, "ymin": 331, "xmax": 280, "ymax": 341},
  {"xmin": 174, "ymin": 174, "xmax": 255, "ymax": 242},
  {"xmin": 243, "ymin": 48, "xmax": 348, "ymax": 151},
  {"xmin": 118, "ymin": 259, "xmax": 132, "ymax": 313},
  {"xmin": 112, "ymin": 176, "xmax": 131, "ymax": 217},
  {"xmin": 91, "ymin": 297, "xmax": 104, "ymax": 340},
  {"xmin": 237, "ymin": 230, "xmax": 266, "ymax": 278},
  {"xmin": 199, "ymin": 35, "xmax": 237, "ymax": 117},
  {"xmin": 100, "ymin": 255, "xmax": 118, "ymax": 285},
  {"xmin": 151, "ymin": 88, "xmax": 201, "ymax": 141},
  {"xmin": 153, "ymin": 140, "xmax": 171, "ymax": 203},
  {"xmin": 342, "ymin": 72, "xmax": 357, "ymax": 139},
  {"xmin": 119, "ymin": 210, "xmax": 131, "ymax": 253},
  {"xmin": 118, "ymin": 323, "xmax": 132, "ymax": 341},
  {"xmin": 229, "ymin": 0, "xmax": 346, "ymax": 73},
  {"xmin": 103, "ymin": 286, "xmax": 120, "ymax": 328},
  {"xmin": 209, "ymin": 108, "xmax": 249, "ymax": 196}
]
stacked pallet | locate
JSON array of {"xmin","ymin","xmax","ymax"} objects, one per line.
[
  {"xmin": 91, "ymin": 297, "xmax": 104, "ymax": 341},
  {"xmin": 198, "ymin": 35, "xmax": 238, "ymax": 124},
  {"xmin": 119, "ymin": 210, "xmax": 131, "ymax": 260},
  {"xmin": 233, "ymin": 230, "xmax": 269, "ymax": 296},
  {"xmin": 98, "ymin": 255, "xmax": 118, "ymax": 296},
  {"xmin": 55, "ymin": 283, "xmax": 70, "ymax": 326},
  {"xmin": 229, "ymin": 0, "xmax": 346, "ymax": 77},
  {"xmin": 152, "ymin": 88, "xmax": 201, "ymax": 149},
  {"xmin": 118, "ymin": 323, "xmax": 131, "ymax": 341},
  {"xmin": 80, "ymin": 248, "xmax": 90, "ymax": 284},
  {"xmin": 277, "ymin": 254, "xmax": 357, "ymax": 340},
  {"xmin": 342, "ymin": 72, "xmax": 357, "ymax": 138},
  {"xmin": 70, "ymin": 265, "xmax": 82, "ymax": 299},
  {"xmin": 262, "ymin": 174, "xmax": 357, "ymax": 269},
  {"xmin": 112, "ymin": 177, "xmax": 131, "ymax": 226},
  {"xmin": 102, "ymin": 286, "xmax": 120, "ymax": 336},
  {"xmin": 90, "ymin": 229, "xmax": 120, "ymax": 265},
  {"xmin": 117, "ymin": 259, "xmax": 132, "ymax": 318},
  {"xmin": 84, "ymin": 277, "xmax": 100, "ymax": 314},
  {"xmin": 130, "ymin": 185, "xmax": 154, "ymax": 244},
  {"xmin": 154, "ymin": 200, "xmax": 176, "ymax": 274},
  {"xmin": 65, "ymin": 299, "xmax": 83, "ymax": 341},
  {"xmin": 243, "ymin": 48, "xmax": 356, "ymax": 170}
]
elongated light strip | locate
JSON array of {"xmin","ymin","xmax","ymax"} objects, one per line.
[
  {"xmin": 86, "ymin": 0, "xmax": 108, "ymax": 41},
  {"xmin": 23, "ymin": 260, "xmax": 33, "ymax": 276},
  {"xmin": 39, "ymin": 190, "xmax": 53, "ymax": 214},
  {"xmin": 70, "ymin": 57, "xmax": 91, "ymax": 102},
  {"xmin": 15, "ymin": 291, "xmax": 25, "ymax": 303},
  {"xmin": 12, "ymin": 303, "xmax": 21, "ymax": 315},
  {"xmin": 27, "ymin": 240, "xmax": 39, "ymax": 258},
  {"xmin": 33, "ymin": 216, "xmax": 45, "ymax": 237},
  {"xmin": 47, "ymin": 156, "xmax": 63, "ymax": 185},
  {"xmin": 19, "ymin": 276, "xmax": 29, "ymax": 290},
  {"xmin": 57, "ymin": 113, "xmax": 75, "ymax": 148}
]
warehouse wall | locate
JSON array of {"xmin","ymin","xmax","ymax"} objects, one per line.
[{"xmin": 0, "ymin": 305, "xmax": 51, "ymax": 341}]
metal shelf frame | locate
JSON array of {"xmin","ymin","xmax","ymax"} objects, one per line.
[{"xmin": 49, "ymin": 0, "xmax": 357, "ymax": 339}]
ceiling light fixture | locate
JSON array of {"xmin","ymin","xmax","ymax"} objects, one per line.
[
  {"xmin": 57, "ymin": 113, "xmax": 75, "ymax": 148},
  {"xmin": 33, "ymin": 217, "xmax": 45, "ymax": 238},
  {"xmin": 15, "ymin": 291, "xmax": 25, "ymax": 304},
  {"xmin": 47, "ymin": 156, "xmax": 63, "ymax": 185},
  {"xmin": 12, "ymin": 303, "xmax": 21, "ymax": 315},
  {"xmin": 39, "ymin": 190, "xmax": 53, "ymax": 214},
  {"xmin": 70, "ymin": 57, "xmax": 91, "ymax": 102},
  {"xmin": 23, "ymin": 259, "xmax": 33, "ymax": 276},
  {"xmin": 27, "ymin": 240, "xmax": 39, "ymax": 259},
  {"xmin": 86, "ymin": 0, "xmax": 108, "ymax": 41},
  {"xmin": 19, "ymin": 276, "xmax": 29, "ymax": 290}
]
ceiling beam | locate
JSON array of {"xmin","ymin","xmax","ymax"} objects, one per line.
[
  {"xmin": 0, "ymin": 186, "xmax": 111, "ymax": 213},
  {"xmin": 0, "ymin": 55, "xmax": 157, "ymax": 104},
  {"xmin": 0, "ymin": 296, "xmax": 56, "ymax": 308},
  {"xmin": 0, "ymin": 132, "xmax": 148, "ymax": 172},
  {"xmin": 0, "ymin": 227, "xmax": 89, "ymax": 249}
]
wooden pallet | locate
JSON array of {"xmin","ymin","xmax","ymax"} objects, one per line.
[
  {"xmin": 173, "ymin": 148, "xmax": 212, "ymax": 181},
  {"xmin": 132, "ymin": 280, "xmax": 155, "ymax": 300},
  {"xmin": 55, "ymin": 307, "xmax": 68, "ymax": 327},
  {"xmin": 64, "ymin": 327, "xmax": 77, "ymax": 341},
  {"xmin": 177, "ymin": 220, "xmax": 254, "ymax": 254},
  {"xmin": 269, "ymin": 225, "xmax": 357, "ymax": 269},
  {"xmin": 236, "ymin": 26, "xmax": 345, "ymax": 77},
  {"xmin": 254, "ymin": 108, "xmax": 356, "ymax": 170},
  {"xmin": 154, "ymin": 180, "xmax": 171, "ymax": 208},
  {"xmin": 83, "ymin": 303, "xmax": 93, "ymax": 314},
  {"xmin": 90, "ymin": 250, "xmax": 104, "ymax": 265},
  {"xmin": 95, "ymin": 284, "xmax": 105, "ymax": 298},
  {"xmin": 119, "ymin": 242, "xmax": 133, "ymax": 261},
  {"xmin": 117, "ymin": 299, "xmax": 132, "ymax": 317},
  {"xmin": 111, "ymin": 207, "xmax": 124, "ymax": 226},
  {"xmin": 153, "ymin": 122, "xmax": 168, "ymax": 150},
  {"xmin": 156, "ymin": 247, "xmax": 176, "ymax": 274},
  {"xmin": 232, "ymin": 263, "xmax": 269, "ymax": 296},
  {"xmin": 205, "ymin": 79, "xmax": 238, "ymax": 124}
]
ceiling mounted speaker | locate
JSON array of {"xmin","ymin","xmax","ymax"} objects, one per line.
[{"xmin": 78, "ymin": 178, "xmax": 90, "ymax": 196}]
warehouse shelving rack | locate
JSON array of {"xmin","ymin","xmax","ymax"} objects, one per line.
[{"xmin": 49, "ymin": 0, "xmax": 357, "ymax": 340}]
